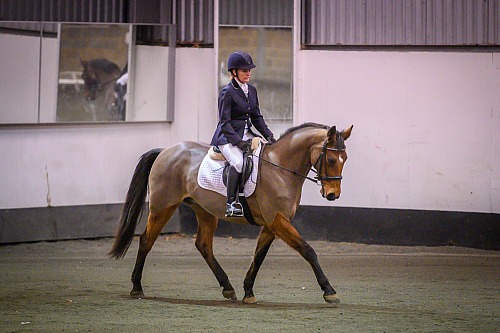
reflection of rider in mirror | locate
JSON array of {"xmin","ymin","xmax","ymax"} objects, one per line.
[
  {"xmin": 114, "ymin": 63, "xmax": 128, "ymax": 120},
  {"xmin": 210, "ymin": 51, "xmax": 276, "ymax": 218}
]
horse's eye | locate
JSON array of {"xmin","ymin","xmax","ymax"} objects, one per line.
[{"xmin": 327, "ymin": 158, "xmax": 335, "ymax": 165}]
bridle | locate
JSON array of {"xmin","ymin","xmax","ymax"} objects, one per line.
[
  {"xmin": 255, "ymin": 139, "xmax": 345, "ymax": 186},
  {"xmin": 312, "ymin": 141, "xmax": 344, "ymax": 182}
]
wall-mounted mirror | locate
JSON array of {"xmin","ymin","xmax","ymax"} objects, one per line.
[
  {"xmin": 57, "ymin": 24, "xmax": 129, "ymax": 122},
  {"xmin": 0, "ymin": 22, "xmax": 175, "ymax": 125}
]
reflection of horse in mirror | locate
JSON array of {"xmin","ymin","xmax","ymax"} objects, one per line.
[
  {"xmin": 110, "ymin": 122, "xmax": 353, "ymax": 304},
  {"xmin": 80, "ymin": 58, "xmax": 123, "ymax": 120}
]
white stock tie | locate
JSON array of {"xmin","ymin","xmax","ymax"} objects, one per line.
[{"xmin": 241, "ymin": 83, "xmax": 248, "ymax": 97}]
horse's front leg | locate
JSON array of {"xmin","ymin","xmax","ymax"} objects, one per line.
[
  {"xmin": 268, "ymin": 212, "xmax": 340, "ymax": 304},
  {"xmin": 193, "ymin": 207, "xmax": 237, "ymax": 300},
  {"xmin": 243, "ymin": 226, "xmax": 276, "ymax": 304}
]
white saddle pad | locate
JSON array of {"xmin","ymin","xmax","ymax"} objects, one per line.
[{"xmin": 197, "ymin": 143, "xmax": 262, "ymax": 197}]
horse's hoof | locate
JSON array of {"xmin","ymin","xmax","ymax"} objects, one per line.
[
  {"xmin": 323, "ymin": 294, "xmax": 340, "ymax": 304},
  {"xmin": 222, "ymin": 290, "xmax": 237, "ymax": 300},
  {"xmin": 130, "ymin": 290, "xmax": 145, "ymax": 298},
  {"xmin": 242, "ymin": 296, "xmax": 257, "ymax": 304}
]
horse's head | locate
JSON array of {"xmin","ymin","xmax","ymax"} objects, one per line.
[
  {"xmin": 312, "ymin": 125, "xmax": 353, "ymax": 201},
  {"xmin": 80, "ymin": 59, "xmax": 100, "ymax": 100}
]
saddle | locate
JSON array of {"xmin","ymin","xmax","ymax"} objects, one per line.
[
  {"xmin": 208, "ymin": 137, "xmax": 261, "ymax": 160},
  {"xmin": 209, "ymin": 137, "xmax": 262, "ymax": 189}
]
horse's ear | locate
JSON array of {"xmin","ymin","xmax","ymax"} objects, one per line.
[
  {"xmin": 327, "ymin": 126, "xmax": 337, "ymax": 143},
  {"xmin": 341, "ymin": 125, "xmax": 353, "ymax": 140}
]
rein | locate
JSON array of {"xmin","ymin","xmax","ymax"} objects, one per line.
[
  {"xmin": 96, "ymin": 75, "xmax": 121, "ymax": 90},
  {"xmin": 254, "ymin": 141, "xmax": 344, "ymax": 186},
  {"xmin": 255, "ymin": 153, "xmax": 319, "ymax": 184},
  {"xmin": 86, "ymin": 74, "xmax": 121, "ymax": 94}
]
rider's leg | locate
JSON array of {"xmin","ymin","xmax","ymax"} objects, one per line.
[
  {"xmin": 225, "ymin": 165, "xmax": 243, "ymax": 217},
  {"xmin": 220, "ymin": 144, "xmax": 244, "ymax": 217}
]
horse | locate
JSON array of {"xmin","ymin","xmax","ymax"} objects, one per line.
[
  {"xmin": 80, "ymin": 58, "xmax": 123, "ymax": 120},
  {"xmin": 109, "ymin": 122, "xmax": 353, "ymax": 304}
]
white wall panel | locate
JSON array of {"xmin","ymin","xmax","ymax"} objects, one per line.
[
  {"xmin": 297, "ymin": 50, "xmax": 499, "ymax": 213},
  {"xmin": 0, "ymin": 125, "xmax": 171, "ymax": 208}
]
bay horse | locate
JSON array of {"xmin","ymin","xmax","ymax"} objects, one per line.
[
  {"xmin": 110, "ymin": 122, "xmax": 353, "ymax": 304},
  {"xmin": 80, "ymin": 58, "xmax": 123, "ymax": 120}
]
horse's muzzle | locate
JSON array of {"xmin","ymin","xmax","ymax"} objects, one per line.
[{"xmin": 326, "ymin": 193, "xmax": 339, "ymax": 201}]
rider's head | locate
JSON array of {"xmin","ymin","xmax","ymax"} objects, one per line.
[{"xmin": 227, "ymin": 51, "xmax": 256, "ymax": 84}]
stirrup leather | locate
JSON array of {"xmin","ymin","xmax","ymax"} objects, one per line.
[{"xmin": 225, "ymin": 201, "xmax": 244, "ymax": 217}]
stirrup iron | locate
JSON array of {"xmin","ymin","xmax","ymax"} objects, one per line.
[{"xmin": 225, "ymin": 201, "xmax": 244, "ymax": 217}]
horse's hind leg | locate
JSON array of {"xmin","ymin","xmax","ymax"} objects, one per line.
[
  {"xmin": 131, "ymin": 204, "xmax": 179, "ymax": 297},
  {"xmin": 192, "ymin": 206, "xmax": 237, "ymax": 300},
  {"xmin": 243, "ymin": 226, "xmax": 275, "ymax": 304},
  {"xmin": 268, "ymin": 212, "xmax": 339, "ymax": 304}
]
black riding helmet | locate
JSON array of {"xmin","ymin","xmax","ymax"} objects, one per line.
[{"xmin": 227, "ymin": 51, "xmax": 256, "ymax": 72}]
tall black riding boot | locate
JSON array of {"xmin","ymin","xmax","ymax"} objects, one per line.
[{"xmin": 225, "ymin": 166, "xmax": 244, "ymax": 217}]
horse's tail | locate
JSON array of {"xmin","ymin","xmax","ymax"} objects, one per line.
[{"xmin": 109, "ymin": 148, "xmax": 164, "ymax": 259}]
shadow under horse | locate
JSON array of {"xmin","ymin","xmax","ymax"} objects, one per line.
[{"xmin": 109, "ymin": 122, "xmax": 353, "ymax": 304}]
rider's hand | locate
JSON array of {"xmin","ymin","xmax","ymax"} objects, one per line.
[
  {"xmin": 236, "ymin": 140, "xmax": 251, "ymax": 152},
  {"xmin": 266, "ymin": 135, "xmax": 277, "ymax": 144}
]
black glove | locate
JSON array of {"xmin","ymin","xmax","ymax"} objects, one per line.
[
  {"xmin": 236, "ymin": 140, "xmax": 251, "ymax": 152},
  {"xmin": 266, "ymin": 135, "xmax": 277, "ymax": 144}
]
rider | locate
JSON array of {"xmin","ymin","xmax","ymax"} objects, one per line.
[{"xmin": 210, "ymin": 51, "xmax": 276, "ymax": 217}]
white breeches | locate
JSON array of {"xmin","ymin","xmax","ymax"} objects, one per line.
[{"xmin": 220, "ymin": 128, "xmax": 255, "ymax": 173}]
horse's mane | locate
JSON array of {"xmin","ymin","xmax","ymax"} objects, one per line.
[
  {"xmin": 279, "ymin": 122, "xmax": 330, "ymax": 140},
  {"xmin": 88, "ymin": 58, "xmax": 121, "ymax": 74}
]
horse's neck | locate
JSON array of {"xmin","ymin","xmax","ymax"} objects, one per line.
[
  {"xmin": 268, "ymin": 128, "xmax": 326, "ymax": 176},
  {"xmin": 97, "ymin": 70, "xmax": 117, "ymax": 83}
]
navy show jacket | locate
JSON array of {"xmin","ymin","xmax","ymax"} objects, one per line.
[{"xmin": 210, "ymin": 78, "xmax": 273, "ymax": 146}]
